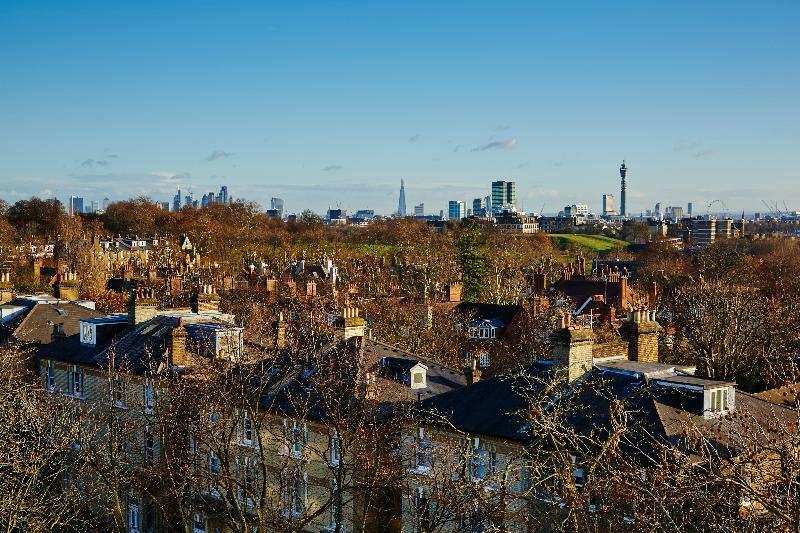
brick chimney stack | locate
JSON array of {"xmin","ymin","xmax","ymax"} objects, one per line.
[
  {"xmin": 33, "ymin": 258, "xmax": 42, "ymax": 283},
  {"xmin": 191, "ymin": 284, "xmax": 220, "ymax": 313},
  {"xmin": 445, "ymin": 282, "xmax": 462, "ymax": 303},
  {"xmin": 275, "ymin": 311, "xmax": 287, "ymax": 350},
  {"xmin": 619, "ymin": 308, "xmax": 662, "ymax": 363},
  {"xmin": 0, "ymin": 270, "xmax": 12, "ymax": 304},
  {"xmin": 306, "ymin": 281, "xmax": 317, "ymax": 297},
  {"xmin": 123, "ymin": 264, "xmax": 134, "ymax": 281},
  {"xmin": 170, "ymin": 318, "xmax": 188, "ymax": 366},
  {"xmin": 337, "ymin": 307, "xmax": 366, "ymax": 340},
  {"xmin": 465, "ymin": 354, "xmax": 482, "ymax": 385},
  {"xmin": 648, "ymin": 282, "xmax": 658, "ymax": 307},
  {"xmin": 54, "ymin": 270, "xmax": 80, "ymax": 301},
  {"xmin": 128, "ymin": 287, "xmax": 158, "ymax": 325},
  {"xmin": 550, "ymin": 313, "xmax": 594, "ymax": 382}
]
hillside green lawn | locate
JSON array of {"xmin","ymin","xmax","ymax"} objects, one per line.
[{"xmin": 549, "ymin": 234, "xmax": 627, "ymax": 254}]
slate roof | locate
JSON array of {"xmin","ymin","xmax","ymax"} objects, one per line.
[
  {"xmin": 551, "ymin": 277, "xmax": 627, "ymax": 308},
  {"xmin": 448, "ymin": 302, "xmax": 522, "ymax": 326},
  {"xmin": 417, "ymin": 360, "xmax": 797, "ymax": 461},
  {"xmin": 38, "ymin": 311, "xmax": 238, "ymax": 374},
  {"xmin": 418, "ymin": 362, "xmax": 554, "ymax": 442},
  {"xmin": 239, "ymin": 337, "xmax": 470, "ymax": 422},
  {"xmin": 1, "ymin": 302, "xmax": 103, "ymax": 345},
  {"xmin": 365, "ymin": 339, "xmax": 468, "ymax": 401}
]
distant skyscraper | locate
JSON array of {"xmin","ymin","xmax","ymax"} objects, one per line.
[
  {"xmin": 602, "ymin": 193, "xmax": 615, "ymax": 216},
  {"xmin": 448, "ymin": 200, "xmax": 466, "ymax": 220},
  {"xmin": 398, "ymin": 180, "xmax": 407, "ymax": 217},
  {"xmin": 69, "ymin": 196, "xmax": 84, "ymax": 216},
  {"xmin": 173, "ymin": 189, "xmax": 182, "ymax": 212},
  {"xmin": 271, "ymin": 197, "xmax": 285, "ymax": 216},
  {"xmin": 472, "ymin": 197, "xmax": 487, "ymax": 217},
  {"xmin": 219, "ymin": 185, "xmax": 229, "ymax": 204},
  {"xmin": 688, "ymin": 202, "xmax": 693, "ymax": 217},
  {"xmin": 619, "ymin": 161, "xmax": 628, "ymax": 217},
  {"xmin": 184, "ymin": 194, "xmax": 193, "ymax": 208},
  {"xmin": 414, "ymin": 203, "xmax": 424, "ymax": 217},
  {"xmin": 160, "ymin": 201, "xmax": 170, "ymax": 211},
  {"xmin": 491, "ymin": 180, "xmax": 516, "ymax": 213},
  {"xmin": 102, "ymin": 197, "xmax": 110, "ymax": 211}
]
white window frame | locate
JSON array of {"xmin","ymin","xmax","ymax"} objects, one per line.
[
  {"xmin": 329, "ymin": 477, "xmax": 340, "ymax": 530},
  {"xmin": 143, "ymin": 382, "xmax": 154, "ymax": 413},
  {"xmin": 283, "ymin": 469, "xmax": 307, "ymax": 518},
  {"xmin": 128, "ymin": 503, "xmax": 141, "ymax": 533},
  {"xmin": 330, "ymin": 431, "xmax": 340, "ymax": 466},
  {"xmin": 415, "ymin": 427, "xmax": 432, "ymax": 472},
  {"xmin": 242, "ymin": 410, "xmax": 254, "ymax": 445},
  {"xmin": 478, "ymin": 353, "xmax": 490, "ymax": 368},
  {"xmin": 70, "ymin": 365, "xmax": 84, "ymax": 398},
  {"xmin": 46, "ymin": 360, "xmax": 55, "ymax": 391},
  {"xmin": 709, "ymin": 387, "xmax": 730, "ymax": 414},
  {"xmin": 112, "ymin": 376, "xmax": 126, "ymax": 408}
]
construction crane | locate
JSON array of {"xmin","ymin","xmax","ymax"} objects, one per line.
[
  {"xmin": 761, "ymin": 200, "xmax": 782, "ymax": 217},
  {"xmin": 706, "ymin": 199, "xmax": 728, "ymax": 216}
]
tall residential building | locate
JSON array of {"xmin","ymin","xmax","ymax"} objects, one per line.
[
  {"xmin": 602, "ymin": 193, "xmax": 616, "ymax": 216},
  {"xmin": 69, "ymin": 196, "xmax": 84, "ymax": 216},
  {"xmin": 271, "ymin": 197, "xmax": 285, "ymax": 216},
  {"xmin": 398, "ymin": 179, "xmax": 407, "ymax": 217},
  {"xmin": 448, "ymin": 200, "xmax": 466, "ymax": 220},
  {"xmin": 619, "ymin": 161, "xmax": 628, "ymax": 217},
  {"xmin": 491, "ymin": 180, "xmax": 517, "ymax": 213},
  {"xmin": 414, "ymin": 203, "xmax": 424, "ymax": 217},
  {"xmin": 472, "ymin": 197, "xmax": 487, "ymax": 217}
]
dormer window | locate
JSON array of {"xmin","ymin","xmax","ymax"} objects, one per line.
[
  {"xmin": 410, "ymin": 363, "xmax": 427, "ymax": 390},
  {"xmin": 708, "ymin": 387, "xmax": 734, "ymax": 414},
  {"xmin": 80, "ymin": 322, "xmax": 95, "ymax": 345}
]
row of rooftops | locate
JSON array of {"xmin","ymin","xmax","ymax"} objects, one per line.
[{"xmin": 3, "ymin": 285, "xmax": 795, "ymax": 461}]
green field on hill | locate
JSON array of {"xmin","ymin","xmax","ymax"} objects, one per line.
[{"xmin": 549, "ymin": 234, "xmax": 628, "ymax": 254}]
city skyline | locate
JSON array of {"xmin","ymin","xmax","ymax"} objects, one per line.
[{"xmin": 1, "ymin": 2, "xmax": 799, "ymax": 214}]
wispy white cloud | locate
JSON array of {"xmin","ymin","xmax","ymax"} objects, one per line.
[
  {"xmin": 81, "ymin": 158, "xmax": 110, "ymax": 168},
  {"xmin": 472, "ymin": 138, "xmax": 517, "ymax": 152},
  {"xmin": 205, "ymin": 149, "xmax": 234, "ymax": 161},
  {"xmin": 674, "ymin": 141, "xmax": 714, "ymax": 158}
]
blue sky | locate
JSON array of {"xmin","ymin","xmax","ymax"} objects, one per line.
[{"xmin": 1, "ymin": 1, "xmax": 798, "ymax": 215}]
